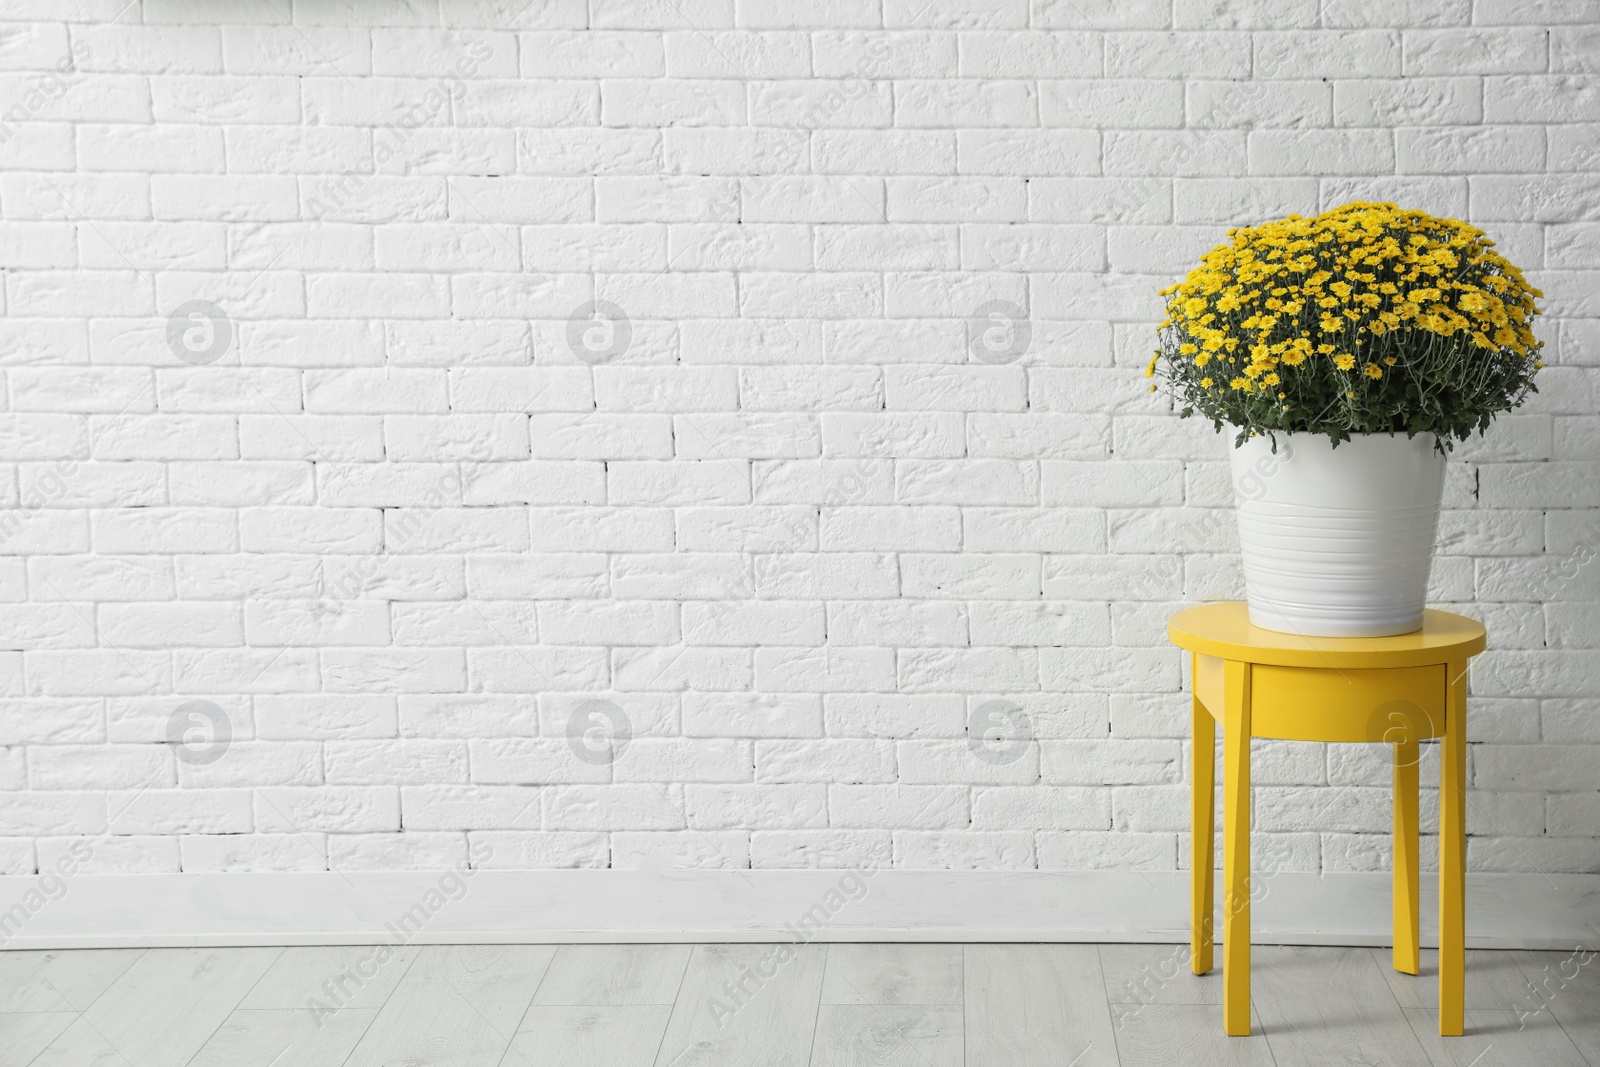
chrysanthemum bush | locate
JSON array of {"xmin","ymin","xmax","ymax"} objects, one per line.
[{"xmin": 1146, "ymin": 202, "xmax": 1544, "ymax": 450}]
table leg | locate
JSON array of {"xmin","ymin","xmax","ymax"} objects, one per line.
[
  {"xmin": 1440, "ymin": 659, "xmax": 1468, "ymax": 1036},
  {"xmin": 1394, "ymin": 729, "xmax": 1420, "ymax": 976},
  {"xmin": 1192, "ymin": 662, "xmax": 1215, "ymax": 975},
  {"xmin": 1223, "ymin": 659, "xmax": 1251, "ymax": 1037}
]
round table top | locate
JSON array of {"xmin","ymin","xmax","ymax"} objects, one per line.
[{"xmin": 1167, "ymin": 601, "xmax": 1486, "ymax": 669}]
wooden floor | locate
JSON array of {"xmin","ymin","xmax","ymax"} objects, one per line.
[{"xmin": 2, "ymin": 943, "xmax": 1594, "ymax": 1066}]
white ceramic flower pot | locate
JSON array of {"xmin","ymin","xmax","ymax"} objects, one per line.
[{"xmin": 1230, "ymin": 432, "xmax": 1445, "ymax": 638}]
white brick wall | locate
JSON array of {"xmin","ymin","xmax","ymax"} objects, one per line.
[{"xmin": 0, "ymin": 0, "xmax": 1595, "ymax": 879}]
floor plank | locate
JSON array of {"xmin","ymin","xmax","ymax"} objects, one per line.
[
  {"xmin": 507, "ymin": 1005, "xmax": 673, "ymax": 1067},
  {"xmin": 1252, "ymin": 945, "xmax": 1432, "ymax": 1066},
  {"xmin": 19, "ymin": 942, "xmax": 1594, "ymax": 1067},
  {"xmin": 1373, "ymin": 948, "xmax": 1538, "ymax": 1011},
  {"xmin": 1404, "ymin": 1007, "xmax": 1589, "ymax": 1067},
  {"xmin": 964, "ymin": 944, "xmax": 1118, "ymax": 1067},
  {"xmin": 650, "ymin": 943, "xmax": 826, "ymax": 1067},
  {"xmin": 237, "ymin": 945, "xmax": 422, "ymax": 1012},
  {"xmin": 0, "ymin": 948, "xmax": 140, "ymax": 1013},
  {"xmin": 1511, "ymin": 949, "xmax": 1600, "ymax": 1065},
  {"xmin": 1108, "ymin": 1003, "xmax": 1274, "ymax": 1067},
  {"xmin": 1101, "ymin": 944, "xmax": 1213, "ymax": 1006},
  {"xmin": 0, "ymin": 1012, "xmax": 77, "ymax": 1063},
  {"xmin": 343, "ymin": 945, "xmax": 556, "ymax": 1067},
  {"xmin": 32, "ymin": 947, "xmax": 281, "ymax": 1067},
  {"xmin": 810, "ymin": 1004, "xmax": 963, "ymax": 1067},
  {"xmin": 1549, "ymin": 1004, "xmax": 1600, "ymax": 1067},
  {"xmin": 821, "ymin": 944, "xmax": 963, "ymax": 1005},
  {"xmin": 532, "ymin": 945, "xmax": 690, "ymax": 1006},
  {"xmin": 188, "ymin": 1007, "xmax": 380, "ymax": 1067}
]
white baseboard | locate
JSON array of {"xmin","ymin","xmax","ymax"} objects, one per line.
[{"xmin": 1, "ymin": 870, "xmax": 1595, "ymax": 951}]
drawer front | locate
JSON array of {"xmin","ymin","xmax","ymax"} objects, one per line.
[{"xmin": 1251, "ymin": 662, "xmax": 1445, "ymax": 743}]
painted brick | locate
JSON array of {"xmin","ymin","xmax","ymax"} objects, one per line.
[{"xmin": 0, "ymin": 8, "xmax": 1588, "ymax": 881}]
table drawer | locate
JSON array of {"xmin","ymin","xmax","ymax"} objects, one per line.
[{"xmin": 1197, "ymin": 655, "xmax": 1445, "ymax": 743}]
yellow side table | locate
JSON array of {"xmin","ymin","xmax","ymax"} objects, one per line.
[{"xmin": 1168, "ymin": 602, "xmax": 1486, "ymax": 1038}]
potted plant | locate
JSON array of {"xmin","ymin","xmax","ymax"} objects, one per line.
[{"xmin": 1147, "ymin": 202, "xmax": 1544, "ymax": 637}]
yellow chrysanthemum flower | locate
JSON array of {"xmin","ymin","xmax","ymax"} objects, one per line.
[{"xmin": 1150, "ymin": 202, "xmax": 1543, "ymax": 448}]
